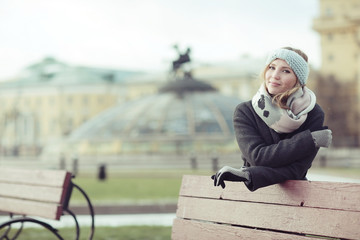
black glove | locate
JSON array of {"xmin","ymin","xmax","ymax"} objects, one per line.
[{"xmin": 211, "ymin": 166, "xmax": 250, "ymax": 189}]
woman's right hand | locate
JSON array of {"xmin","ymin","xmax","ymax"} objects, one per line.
[{"xmin": 211, "ymin": 166, "xmax": 250, "ymax": 189}]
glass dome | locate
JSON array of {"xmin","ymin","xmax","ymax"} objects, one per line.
[
  {"xmin": 66, "ymin": 47, "xmax": 244, "ymax": 154},
  {"xmin": 67, "ymin": 91, "xmax": 243, "ymax": 154},
  {"xmin": 70, "ymin": 92, "xmax": 242, "ymax": 140}
]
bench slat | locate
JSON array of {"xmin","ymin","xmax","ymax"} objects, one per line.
[
  {"xmin": 0, "ymin": 168, "xmax": 72, "ymax": 221},
  {"xmin": 172, "ymin": 218, "xmax": 322, "ymax": 240},
  {"xmin": 180, "ymin": 175, "xmax": 360, "ymax": 211},
  {"xmin": 176, "ymin": 196, "xmax": 360, "ymax": 240},
  {"xmin": 0, "ymin": 197, "xmax": 62, "ymax": 220},
  {"xmin": 0, "ymin": 183, "xmax": 64, "ymax": 203},
  {"xmin": 0, "ymin": 168, "xmax": 72, "ymax": 207},
  {"xmin": 0, "ymin": 168, "xmax": 70, "ymax": 187}
]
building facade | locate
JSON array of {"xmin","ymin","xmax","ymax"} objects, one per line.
[
  {"xmin": 313, "ymin": 0, "xmax": 360, "ymax": 146},
  {"xmin": 0, "ymin": 57, "xmax": 153, "ymax": 156}
]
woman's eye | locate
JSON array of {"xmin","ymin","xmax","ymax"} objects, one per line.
[
  {"xmin": 268, "ymin": 66, "xmax": 275, "ymax": 70},
  {"xmin": 283, "ymin": 70, "xmax": 291, "ymax": 73}
]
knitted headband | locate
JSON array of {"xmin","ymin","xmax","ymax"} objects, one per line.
[{"xmin": 265, "ymin": 48, "xmax": 309, "ymax": 85}]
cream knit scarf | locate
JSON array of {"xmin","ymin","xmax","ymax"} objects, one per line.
[{"xmin": 252, "ymin": 84, "xmax": 316, "ymax": 133}]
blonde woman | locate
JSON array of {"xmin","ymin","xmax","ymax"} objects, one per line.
[{"xmin": 212, "ymin": 47, "xmax": 332, "ymax": 191}]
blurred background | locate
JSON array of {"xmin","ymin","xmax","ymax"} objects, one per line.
[{"xmin": 0, "ymin": 0, "xmax": 360, "ymax": 239}]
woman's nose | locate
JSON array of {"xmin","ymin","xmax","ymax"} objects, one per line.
[{"xmin": 272, "ymin": 70, "xmax": 280, "ymax": 80}]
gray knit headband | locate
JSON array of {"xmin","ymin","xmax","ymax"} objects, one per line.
[{"xmin": 265, "ymin": 48, "xmax": 309, "ymax": 85}]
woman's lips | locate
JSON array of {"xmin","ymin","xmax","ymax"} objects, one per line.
[{"xmin": 269, "ymin": 82, "xmax": 280, "ymax": 87}]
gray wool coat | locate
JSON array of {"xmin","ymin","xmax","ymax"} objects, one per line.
[{"xmin": 233, "ymin": 100, "xmax": 325, "ymax": 191}]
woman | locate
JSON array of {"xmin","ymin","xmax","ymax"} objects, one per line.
[{"xmin": 212, "ymin": 47, "xmax": 332, "ymax": 191}]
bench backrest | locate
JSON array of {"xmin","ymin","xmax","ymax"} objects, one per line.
[
  {"xmin": 0, "ymin": 167, "xmax": 72, "ymax": 220},
  {"xmin": 172, "ymin": 175, "xmax": 360, "ymax": 240}
]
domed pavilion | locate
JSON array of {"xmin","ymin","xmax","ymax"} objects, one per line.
[{"xmin": 66, "ymin": 48, "xmax": 244, "ymax": 155}]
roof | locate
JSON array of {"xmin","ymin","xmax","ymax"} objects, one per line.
[{"xmin": 0, "ymin": 57, "xmax": 145, "ymax": 88}]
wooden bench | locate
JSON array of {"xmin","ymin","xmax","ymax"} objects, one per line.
[
  {"xmin": 172, "ymin": 175, "xmax": 360, "ymax": 240},
  {"xmin": 0, "ymin": 167, "xmax": 94, "ymax": 240}
]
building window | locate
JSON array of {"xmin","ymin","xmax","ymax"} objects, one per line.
[
  {"xmin": 48, "ymin": 97, "xmax": 55, "ymax": 105},
  {"xmin": 325, "ymin": 7, "xmax": 333, "ymax": 17},
  {"xmin": 98, "ymin": 96, "xmax": 104, "ymax": 104},
  {"xmin": 67, "ymin": 118, "xmax": 73, "ymax": 129},
  {"xmin": 83, "ymin": 96, "xmax": 88, "ymax": 105},
  {"xmin": 36, "ymin": 98, "xmax": 42, "ymax": 106},
  {"xmin": 328, "ymin": 54, "xmax": 334, "ymax": 62},
  {"xmin": 327, "ymin": 33, "xmax": 333, "ymax": 41},
  {"xmin": 50, "ymin": 119, "xmax": 57, "ymax": 134}
]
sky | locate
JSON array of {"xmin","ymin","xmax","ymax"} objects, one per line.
[{"xmin": 0, "ymin": 0, "xmax": 321, "ymax": 81}]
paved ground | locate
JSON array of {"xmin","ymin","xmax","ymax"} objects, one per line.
[
  {"xmin": 0, "ymin": 214, "xmax": 177, "ymax": 228},
  {"xmin": 307, "ymin": 173, "xmax": 360, "ymax": 183},
  {"xmin": 71, "ymin": 203, "xmax": 177, "ymax": 215}
]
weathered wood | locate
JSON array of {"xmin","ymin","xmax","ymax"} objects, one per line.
[
  {"xmin": 172, "ymin": 175, "xmax": 360, "ymax": 240},
  {"xmin": 172, "ymin": 218, "xmax": 322, "ymax": 240},
  {"xmin": 0, "ymin": 197, "xmax": 62, "ymax": 220},
  {"xmin": 0, "ymin": 167, "xmax": 71, "ymax": 187},
  {"xmin": 0, "ymin": 183, "xmax": 64, "ymax": 203},
  {"xmin": 0, "ymin": 167, "xmax": 94, "ymax": 240},
  {"xmin": 180, "ymin": 175, "xmax": 360, "ymax": 211},
  {"xmin": 0, "ymin": 168, "xmax": 73, "ymax": 220},
  {"xmin": 0, "ymin": 168, "xmax": 72, "ymax": 205},
  {"xmin": 176, "ymin": 196, "xmax": 360, "ymax": 240}
]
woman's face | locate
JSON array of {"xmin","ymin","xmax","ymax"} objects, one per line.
[{"xmin": 265, "ymin": 59, "xmax": 298, "ymax": 95}]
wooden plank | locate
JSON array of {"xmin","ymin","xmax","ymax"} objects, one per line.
[
  {"xmin": 0, "ymin": 168, "xmax": 70, "ymax": 187},
  {"xmin": 0, "ymin": 168, "xmax": 72, "ymax": 220},
  {"xmin": 176, "ymin": 196, "xmax": 360, "ymax": 240},
  {"xmin": 0, "ymin": 183, "xmax": 64, "ymax": 203},
  {"xmin": 0, "ymin": 197, "xmax": 62, "ymax": 220},
  {"xmin": 172, "ymin": 218, "xmax": 322, "ymax": 240},
  {"xmin": 180, "ymin": 175, "xmax": 360, "ymax": 211}
]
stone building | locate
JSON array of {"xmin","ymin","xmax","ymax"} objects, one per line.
[
  {"xmin": 312, "ymin": 0, "xmax": 360, "ymax": 146},
  {"xmin": 0, "ymin": 57, "xmax": 151, "ymax": 156}
]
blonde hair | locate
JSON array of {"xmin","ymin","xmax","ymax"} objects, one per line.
[{"xmin": 261, "ymin": 47, "xmax": 308, "ymax": 110}]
